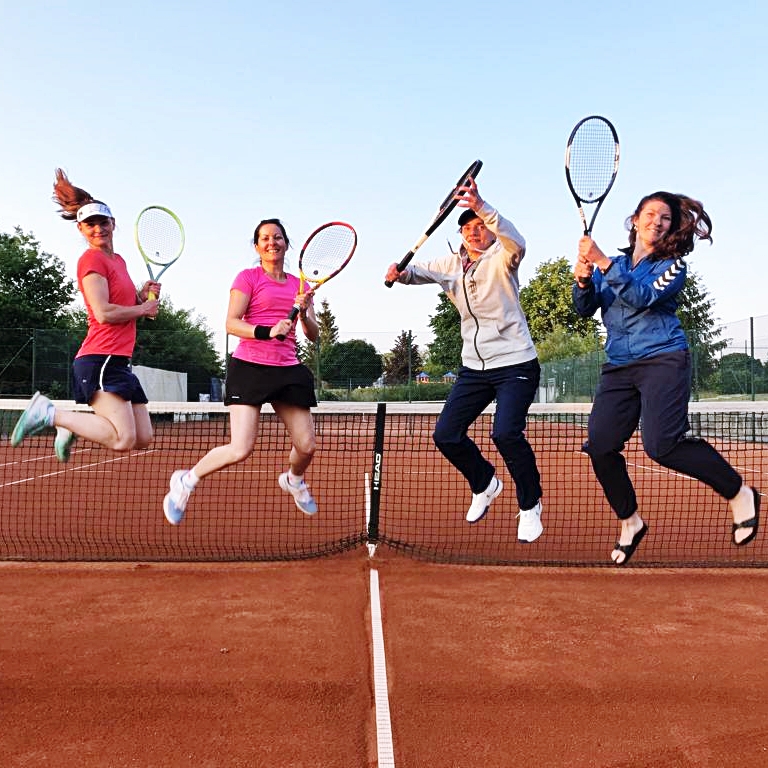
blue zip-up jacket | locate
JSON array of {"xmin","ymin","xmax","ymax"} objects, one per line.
[{"xmin": 572, "ymin": 251, "xmax": 688, "ymax": 366}]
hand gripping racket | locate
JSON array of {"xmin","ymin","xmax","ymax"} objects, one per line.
[
  {"xmin": 275, "ymin": 222, "xmax": 357, "ymax": 340},
  {"xmin": 134, "ymin": 205, "xmax": 185, "ymax": 301},
  {"xmin": 565, "ymin": 116, "xmax": 620, "ymax": 235},
  {"xmin": 384, "ymin": 159, "xmax": 483, "ymax": 287}
]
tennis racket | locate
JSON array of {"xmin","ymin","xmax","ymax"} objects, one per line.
[
  {"xmin": 275, "ymin": 221, "xmax": 357, "ymax": 340},
  {"xmin": 565, "ymin": 116, "xmax": 620, "ymax": 235},
  {"xmin": 384, "ymin": 159, "xmax": 483, "ymax": 287},
  {"xmin": 134, "ymin": 205, "xmax": 185, "ymax": 301}
]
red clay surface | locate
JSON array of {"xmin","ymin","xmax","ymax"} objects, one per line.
[{"xmin": 3, "ymin": 550, "xmax": 768, "ymax": 767}]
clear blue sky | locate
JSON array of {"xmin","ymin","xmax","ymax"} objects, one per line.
[{"xmin": 2, "ymin": 1, "xmax": 766, "ymax": 357}]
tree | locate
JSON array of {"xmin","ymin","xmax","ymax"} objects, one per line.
[
  {"xmin": 707, "ymin": 352, "xmax": 765, "ymax": 396},
  {"xmin": 321, "ymin": 339, "xmax": 382, "ymax": 388},
  {"xmin": 519, "ymin": 256, "xmax": 599, "ymax": 344},
  {"xmin": 383, "ymin": 331, "xmax": 423, "ymax": 385},
  {"xmin": 427, "ymin": 293, "xmax": 462, "ymax": 373},
  {"xmin": 133, "ymin": 298, "xmax": 225, "ymax": 400},
  {"xmin": 298, "ymin": 297, "xmax": 338, "ymax": 382},
  {"xmin": 535, "ymin": 325, "xmax": 601, "ymax": 363},
  {"xmin": 0, "ymin": 228, "xmax": 77, "ymax": 328},
  {"xmin": 316, "ymin": 298, "xmax": 339, "ymax": 347},
  {"xmin": 0, "ymin": 229, "xmax": 79, "ymax": 395},
  {"xmin": 677, "ymin": 269, "xmax": 726, "ymax": 391}
]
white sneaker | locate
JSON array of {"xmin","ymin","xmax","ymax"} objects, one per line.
[
  {"xmin": 11, "ymin": 391, "xmax": 54, "ymax": 447},
  {"xmin": 279, "ymin": 472, "xmax": 318, "ymax": 515},
  {"xmin": 518, "ymin": 501, "xmax": 543, "ymax": 543},
  {"xmin": 163, "ymin": 469, "xmax": 192, "ymax": 525},
  {"xmin": 54, "ymin": 427, "xmax": 76, "ymax": 462},
  {"xmin": 466, "ymin": 476, "xmax": 503, "ymax": 523}
]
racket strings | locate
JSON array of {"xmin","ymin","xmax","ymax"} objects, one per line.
[
  {"xmin": 301, "ymin": 226, "xmax": 356, "ymax": 280},
  {"xmin": 136, "ymin": 211, "xmax": 184, "ymax": 265},
  {"xmin": 568, "ymin": 121, "xmax": 618, "ymax": 202}
]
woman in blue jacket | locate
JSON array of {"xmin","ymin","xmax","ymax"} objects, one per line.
[{"xmin": 573, "ymin": 191, "xmax": 760, "ymax": 565}]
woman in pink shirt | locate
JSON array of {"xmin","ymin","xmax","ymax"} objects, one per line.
[
  {"xmin": 11, "ymin": 169, "xmax": 161, "ymax": 460},
  {"xmin": 163, "ymin": 218, "xmax": 320, "ymax": 524}
]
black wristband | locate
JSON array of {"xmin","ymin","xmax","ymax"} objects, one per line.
[{"xmin": 254, "ymin": 325, "xmax": 272, "ymax": 340}]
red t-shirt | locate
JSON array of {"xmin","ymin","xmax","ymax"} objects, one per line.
[{"xmin": 76, "ymin": 249, "xmax": 137, "ymax": 357}]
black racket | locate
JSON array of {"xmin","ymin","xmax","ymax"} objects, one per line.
[
  {"xmin": 384, "ymin": 159, "xmax": 483, "ymax": 287},
  {"xmin": 275, "ymin": 222, "xmax": 357, "ymax": 340},
  {"xmin": 565, "ymin": 116, "xmax": 620, "ymax": 235}
]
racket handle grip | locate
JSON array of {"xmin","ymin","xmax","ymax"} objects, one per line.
[
  {"xmin": 385, "ymin": 252, "xmax": 414, "ymax": 288},
  {"xmin": 275, "ymin": 306, "xmax": 300, "ymax": 341},
  {"xmin": 143, "ymin": 289, "xmax": 157, "ymax": 321}
]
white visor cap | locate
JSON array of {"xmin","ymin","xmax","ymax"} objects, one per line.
[{"xmin": 76, "ymin": 202, "xmax": 113, "ymax": 222}]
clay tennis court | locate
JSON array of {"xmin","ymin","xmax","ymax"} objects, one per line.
[
  {"xmin": 2, "ymin": 555, "xmax": 768, "ymax": 767},
  {"xmin": 2, "ymin": 401, "xmax": 767, "ymax": 766}
]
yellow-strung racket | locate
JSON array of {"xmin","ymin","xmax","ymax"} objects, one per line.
[{"xmin": 134, "ymin": 205, "xmax": 185, "ymax": 300}]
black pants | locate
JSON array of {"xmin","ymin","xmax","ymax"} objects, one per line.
[
  {"xmin": 583, "ymin": 350, "xmax": 742, "ymax": 519},
  {"xmin": 432, "ymin": 359, "xmax": 542, "ymax": 510}
]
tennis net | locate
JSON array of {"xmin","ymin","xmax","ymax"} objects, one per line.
[{"xmin": 1, "ymin": 400, "xmax": 766, "ymax": 566}]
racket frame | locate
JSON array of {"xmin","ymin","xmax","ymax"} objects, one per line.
[
  {"xmin": 134, "ymin": 205, "xmax": 186, "ymax": 299},
  {"xmin": 275, "ymin": 221, "xmax": 357, "ymax": 340},
  {"xmin": 564, "ymin": 116, "xmax": 620, "ymax": 236},
  {"xmin": 384, "ymin": 159, "xmax": 483, "ymax": 287}
]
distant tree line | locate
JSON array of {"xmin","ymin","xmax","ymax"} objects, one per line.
[
  {"xmin": 0, "ymin": 228, "xmax": 224, "ymax": 399},
  {"xmin": 1, "ymin": 227, "xmax": 756, "ymax": 401}
]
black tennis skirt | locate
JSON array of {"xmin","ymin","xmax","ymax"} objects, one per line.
[{"xmin": 224, "ymin": 356, "xmax": 317, "ymax": 408}]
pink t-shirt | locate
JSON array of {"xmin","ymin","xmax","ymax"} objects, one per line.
[
  {"xmin": 76, "ymin": 249, "xmax": 137, "ymax": 358},
  {"xmin": 231, "ymin": 267, "xmax": 310, "ymax": 366}
]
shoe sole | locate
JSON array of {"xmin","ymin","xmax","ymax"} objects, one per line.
[
  {"xmin": 163, "ymin": 494, "xmax": 186, "ymax": 525},
  {"xmin": 163, "ymin": 471, "xmax": 189, "ymax": 525},
  {"xmin": 518, "ymin": 525, "xmax": 543, "ymax": 543},
  {"xmin": 54, "ymin": 431, "xmax": 76, "ymax": 463}
]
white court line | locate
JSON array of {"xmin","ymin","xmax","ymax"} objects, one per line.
[
  {"xmin": 365, "ymin": 470, "xmax": 395, "ymax": 765},
  {"xmin": 0, "ymin": 448, "xmax": 160, "ymax": 488},
  {"xmin": 370, "ymin": 568, "xmax": 395, "ymax": 768}
]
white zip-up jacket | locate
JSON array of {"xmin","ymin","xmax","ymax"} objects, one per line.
[{"xmin": 398, "ymin": 202, "xmax": 537, "ymax": 370}]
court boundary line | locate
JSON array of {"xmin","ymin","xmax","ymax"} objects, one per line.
[{"xmin": 370, "ymin": 567, "xmax": 395, "ymax": 767}]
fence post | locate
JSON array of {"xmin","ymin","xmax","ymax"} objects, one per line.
[
  {"xmin": 407, "ymin": 330, "xmax": 412, "ymax": 403},
  {"xmin": 750, "ymin": 316, "xmax": 755, "ymax": 402},
  {"xmin": 31, "ymin": 329, "xmax": 37, "ymax": 393}
]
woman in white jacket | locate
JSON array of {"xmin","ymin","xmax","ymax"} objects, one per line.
[{"xmin": 385, "ymin": 177, "xmax": 543, "ymax": 542}]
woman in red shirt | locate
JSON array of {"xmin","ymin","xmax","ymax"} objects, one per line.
[{"xmin": 11, "ymin": 169, "xmax": 160, "ymax": 460}]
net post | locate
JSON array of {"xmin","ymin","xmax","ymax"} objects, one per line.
[{"xmin": 367, "ymin": 402, "xmax": 386, "ymax": 550}]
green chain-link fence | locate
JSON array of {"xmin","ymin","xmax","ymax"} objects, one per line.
[{"xmin": 4, "ymin": 316, "xmax": 767, "ymax": 402}]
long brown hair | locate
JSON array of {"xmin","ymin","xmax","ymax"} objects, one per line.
[
  {"xmin": 52, "ymin": 168, "xmax": 108, "ymax": 221},
  {"xmin": 624, "ymin": 191, "xmax": 712, "ymax": 261}
]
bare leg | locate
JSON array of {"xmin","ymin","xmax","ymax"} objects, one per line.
[
  {"xmin": 54, "ymin": 391, "xmax": 140, "ymax": 452},
  {"xmin": 272, "ymin": 403, "xmax": 316, "ymax": 476},
  {"xmin": 132, "ymin": 403, "xmax": 154, "ymax": 448},
  {"xmin": 192, "ymin": 404, "xmax": 261, "ymax": 481}
]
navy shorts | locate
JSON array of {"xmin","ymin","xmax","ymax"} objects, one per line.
[
  {"xmin": 72, "ymin": 355, "xmax": 148, "ymax": 405},
  {"xmin": 224, "ymin": 357, "xmax": 317, "ymax": 408}
]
